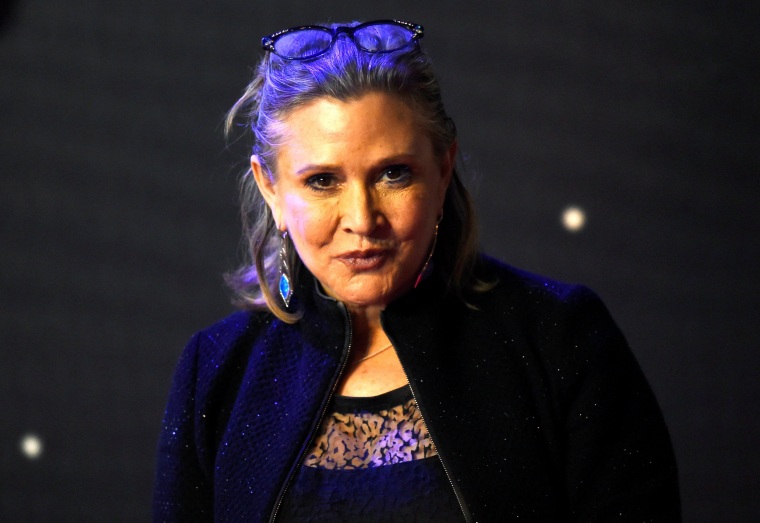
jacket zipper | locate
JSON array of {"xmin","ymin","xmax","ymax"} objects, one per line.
[
  {"xmin": 268, "ymin": 303, "xmax": 353, "ymax": 522},
  {"xmin": 388, "ymin": 333, "xmax": 474, "ymax": 523},
  {"xmin": 269, "ymin": 305, "xmax": 471, "ymax": 521}
]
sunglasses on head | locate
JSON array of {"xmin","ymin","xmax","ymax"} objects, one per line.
[{"xmin": 262, "ymin": 20, "xmax": 424, "ymax": 61}]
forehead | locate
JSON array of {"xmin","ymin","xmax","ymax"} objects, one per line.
[{"xmin": 274, "ymin": 92, "xmax": 431, "ymax": 166}]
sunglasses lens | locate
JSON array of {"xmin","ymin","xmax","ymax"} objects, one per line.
[
  {"xmin": 353, "ymin": 23, "xmax": 417, "ymax": 52},
  {"xmin": 274, "ymin": 28, "xmax": 333, "ymax": 59}
]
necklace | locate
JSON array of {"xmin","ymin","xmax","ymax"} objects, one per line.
[{"xmin": 350, "ymin": 343, "xmax": 394, "ymax": 365}]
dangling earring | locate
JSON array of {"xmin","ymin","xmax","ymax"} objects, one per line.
[
  {"xmin": 414, "ymin": 215, "xmax": 442, "ymax": 288},
  {"xmin": 279, "ymin": 230, "xmax": 293, "ymax": 306}
]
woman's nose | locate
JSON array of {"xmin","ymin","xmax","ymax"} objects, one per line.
[{"xmin": 340, "ymin": 185, "xmax": 378, "ymax": 235}]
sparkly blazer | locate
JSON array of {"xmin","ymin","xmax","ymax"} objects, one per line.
[{"xmin": 153, "ymin": 256, "xmax": 681, "ymax": 522}]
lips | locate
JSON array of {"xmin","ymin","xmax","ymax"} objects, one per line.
[{"xmin": 336, "ymin": 249, "xmax": 389, "ymax": 270}]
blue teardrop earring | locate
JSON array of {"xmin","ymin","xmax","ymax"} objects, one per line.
[{"xmin": 279, "ymin": 230, "xmax": 293, "ymax": 306}]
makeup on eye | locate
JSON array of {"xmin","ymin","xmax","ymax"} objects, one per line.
[
  {"xmin": 302, "ymin": 163, "xmax": 414, "ymax": 193},
  {"xmin": 378, "ymin": 164, "xmax": 413, "ymax": 185},
  {"xmin": 305, "ymin": 173, "xmax": 337, "ymax": 191}
]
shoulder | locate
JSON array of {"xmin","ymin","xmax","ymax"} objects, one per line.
[
  {"xmin": 172, "ymin": 310, "xmax": 277, "ymax": 387},
  {"xmin": 469, "ymin": 255, "xmax": 626, "ymax": 366},
  {"xmin": 473, "ymin": 254, "xmax": 601, "ymax": 312},
  {"xmin": 192, "ymin": 309, "xmax": 271, "ymax": 349}
]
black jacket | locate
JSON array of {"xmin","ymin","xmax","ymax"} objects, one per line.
[{"xmin": 153, "ymin": 257, "xmax": 680, "ymax": 521}]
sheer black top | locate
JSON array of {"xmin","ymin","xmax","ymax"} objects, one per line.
[{"xmin": 278, "ymin": 386, "xmax": 462, "ymax": 521}]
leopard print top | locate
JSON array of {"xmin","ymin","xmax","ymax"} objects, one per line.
[
  {"xmin": 278, "ymin": 385, "xmax": 462, "ymax": 521},
  {"xmin": 303, "ymin": 385, "xmax": 438, "ymax": 469}
]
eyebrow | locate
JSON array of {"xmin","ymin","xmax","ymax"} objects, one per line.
[
  {"xmin": 293, "ymin": 153, "xmax": 419, "ymax": 176},
  {"xmin": 294, "ymin": 164, "xmax": 341, "ymax": 176}
]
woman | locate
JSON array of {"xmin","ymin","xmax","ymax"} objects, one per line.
[{"xmin": 153, "ymin": 20, "xmax": 680, "ymax": 521}]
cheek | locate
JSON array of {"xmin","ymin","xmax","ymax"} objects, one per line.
[
  {"xmin": 392, "ymin": 193, "xmax": 438, "ymax": 239},
  {"xmin": 281, "ymin": 194, "xmax": 334, "ymax": 247}
]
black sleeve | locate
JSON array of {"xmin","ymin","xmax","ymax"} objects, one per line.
[
  {"xmin": 558, "ymin": 286, "xmax": 681, "ymax": 521},
  {"xmin": 152, "ymin": 334, "xmax": 214, "ymax": 522}
]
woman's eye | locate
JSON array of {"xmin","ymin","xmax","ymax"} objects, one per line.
[
  {"xmin": 305, "ymin": 173, "xmax": 336, "ymax": 191},
  {"xmin": 380, "ymin": 165, "xmax": 412, "ymax": 184}
]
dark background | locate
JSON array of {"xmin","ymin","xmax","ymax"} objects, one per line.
[{"xmin": 1, "ymin": 0, "xmax": 758, "ymax": 520}]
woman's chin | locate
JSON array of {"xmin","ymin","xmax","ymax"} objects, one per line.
[{"xmin": 339, "ymin": 282, "xmax": 419, "ymax": 311}]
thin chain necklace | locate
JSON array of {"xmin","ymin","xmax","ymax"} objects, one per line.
[{"xmin": 350, "ymin": 343, "xmax": 394, "ymax": 365}]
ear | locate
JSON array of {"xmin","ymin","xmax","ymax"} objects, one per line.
[
  {"xmin": 251, "ymin": 155, "xmax": 284, "ymax": 230},
  {"xmin": 437, "ymin": 140, "xmax": 457, "ymax": 208}
]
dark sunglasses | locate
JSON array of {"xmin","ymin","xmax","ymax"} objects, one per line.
[{"xmin": 261, "ymin": 19, "xmax": 424, "ymax": 61}]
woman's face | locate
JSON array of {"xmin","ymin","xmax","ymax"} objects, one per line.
[{"xmin": 253, "ymin": 91, "xmax": 455, "ymax": 310}]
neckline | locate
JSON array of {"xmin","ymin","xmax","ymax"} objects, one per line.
[{"xmin": 332, "ymin": 385, "xmax": 412, "ymax": 412}]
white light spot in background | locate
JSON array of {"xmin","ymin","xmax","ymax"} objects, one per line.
[
  {"xmin": 20, "ymin": 433, "xmax": 43, "ymax": 460},
  {"xmin": 562, "ymin": 206, "xmax": 586, "ymax": 232}
]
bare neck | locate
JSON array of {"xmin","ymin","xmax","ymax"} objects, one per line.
[
  {"xmin": 346, "ymin": 304, "xmax": 388, "ymax": 356},
  {"xmin": 338, "ymin": 303, "xmax": 408, "ymax": 397}
]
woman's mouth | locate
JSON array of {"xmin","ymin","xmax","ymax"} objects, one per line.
[{"xmin": 336, "ymin": 249, "xmax": 389, "ymax": 270}]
